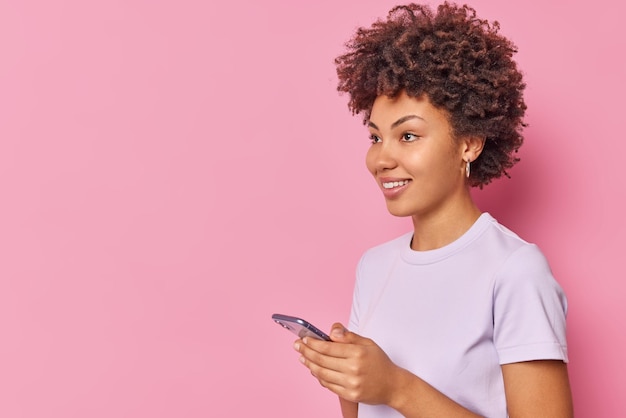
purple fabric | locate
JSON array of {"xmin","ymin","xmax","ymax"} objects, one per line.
[{"xmin": 349, "ymin": 213, "xmax": 568, "ymax": 417}]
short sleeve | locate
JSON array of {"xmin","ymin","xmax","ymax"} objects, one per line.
[
  {"xmin": 347, "ymin": 254, "xmax": 365, "ymax": 333},
  {"xmin": 493, "ymin": 244, "xmax": 568, "ymax": 365}
]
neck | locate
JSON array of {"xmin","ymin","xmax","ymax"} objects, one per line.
[{"xmin": 410, "ymin": 190, "xmax": 482, "ymax": 251}]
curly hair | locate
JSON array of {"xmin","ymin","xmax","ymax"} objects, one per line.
[{"xmin": 335, "ymin": 2, "xmax": 526, "ymax": 187}]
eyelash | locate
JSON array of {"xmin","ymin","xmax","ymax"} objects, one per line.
[{"xmin": 369, "ymin": 133, "xmax": 419, "ymax": 144}]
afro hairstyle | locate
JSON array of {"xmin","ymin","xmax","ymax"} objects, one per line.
[{"xmin": 335, "ymin": 2, "xmax": 527, "ymax": 187}]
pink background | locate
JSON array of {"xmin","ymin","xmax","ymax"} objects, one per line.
[{"xmin": 1, "ymin": 0, "xmax": 624, "ymax": 416}]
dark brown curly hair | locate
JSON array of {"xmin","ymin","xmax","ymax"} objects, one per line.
[{"xmin": 335, "ymin": 2, "xmax": 526, "ymax": 187}]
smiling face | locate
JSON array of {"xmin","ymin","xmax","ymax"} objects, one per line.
[{"xmin": 366, "ymin": 91, "xmax": 469, "ymax": 219}]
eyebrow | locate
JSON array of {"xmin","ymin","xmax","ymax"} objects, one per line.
[{"xmin": 368, "ymin": 115, "xmax": 425, "ymax": 131}]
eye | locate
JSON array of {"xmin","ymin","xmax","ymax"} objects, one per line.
[
  {"xmin": 402, "ymin": 133, "xmax": 419, "ymax": 142},
  {"xmin": 369, "ymin": 134, "xmax": 382, "ymax": 144}
]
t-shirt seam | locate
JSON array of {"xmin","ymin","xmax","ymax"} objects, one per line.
[
  {"xmin": 400, "ymin": 216, "xmax": 493, "ymax": 265},
  {"xmin": 490, "ymin": 243, "xmax": 535, "ymax": 304},
  {"xmin": 497, "ymin": 341, "xmax": 566, "ymax": 351}
]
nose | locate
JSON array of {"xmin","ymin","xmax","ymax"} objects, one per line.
[{"xmin": 367, "ymin": 141, "xmax": 398, "ymax": 174}]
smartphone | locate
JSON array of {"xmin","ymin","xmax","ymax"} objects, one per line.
[{"xmin": 272, "ymin": 313, "xmax": 331, "ymax": 341}]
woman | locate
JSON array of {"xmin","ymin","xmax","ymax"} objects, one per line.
[{"xmin": 293, "ymin": 3, "xmax": 573, "ymax": 417}]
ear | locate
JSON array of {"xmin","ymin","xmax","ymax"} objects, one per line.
[{"xmin": 461, "ymin": 136, "xmax": 486, "ymax": 163}]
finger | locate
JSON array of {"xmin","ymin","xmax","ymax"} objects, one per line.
[
  {"xmin": 306, "ymin": 361, "xmax": 352, "ymax": 395},
  {"xmin": 297, "ymin": 340, "xmax": 347, "ymax": 373},
  {"xmin": 329, "ymin": 323, "xmax": 347, "ymax": 342},
  {"xmin": 329, "ymin": 323, "xmax": 373, "ymax": 346},
  {"xmin": 299, "ymin": 336, "xmax": 355, "ymax": 359},
  {"xmin": 314, "ymin": 378, "xmax": 356, "ymax": 403},
  {"xmin": 304, "ymin": 361, "xmax": 361, "ymax": 403}
]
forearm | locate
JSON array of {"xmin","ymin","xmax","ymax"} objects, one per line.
[
  {"xmin": 387, "ymin": 367, "xmax": 482, "ymax": 418},
  {"xmin": 339, "ymin": 397, "xmax": 358, "ymax": 418},
  {"xmin": 502, "ymin": 360, "xmax": 573, "ymax": 418}
]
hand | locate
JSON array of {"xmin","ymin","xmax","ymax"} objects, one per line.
[
  {"xmin": 296, "ymin": 325, "xmax": 485, "ymax": 417},
  {"xmin": 294, "ymin": 323, "xmax": 402, "ymax": 406}
]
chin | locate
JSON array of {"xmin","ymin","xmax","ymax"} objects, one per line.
[{"xmin": 385, "ymin": 202, "xmax": 416, "ymax": 218}]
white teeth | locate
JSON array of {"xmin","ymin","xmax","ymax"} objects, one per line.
[{"xmin": 382, "ymin": 180, "xmax": 409, "ymax": 189}]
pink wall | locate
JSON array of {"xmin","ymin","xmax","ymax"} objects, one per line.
[{"xmin": 1, "ymin": 0, "xmax": 624, "ymax": 416}]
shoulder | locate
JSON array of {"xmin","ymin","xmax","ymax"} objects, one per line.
[
  {"xmin": 470, "ymin": 215, "xmax": 562, "ymax": 293},
  {"xmin": 488, "ymin": 222, "xmax": 567, "ymax": 320},
  {"xmin": 358, "ymin": 231, "xmax": 412, "ymax": 266},
  {"xmin": 479, "ymin": 215, "xmax": 551, "ymax": 273},
  {"xmin": 493, "ymin": 236, "xmax": 554, "ymax": 288}
]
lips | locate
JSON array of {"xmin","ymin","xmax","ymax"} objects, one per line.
[
  {"xmin": 379, "ymin": 178, "xmax": 411, "ymax": 198},
  {"xmin": 382, "ymin": 179, "xmax": 410, "ymax": 189}
]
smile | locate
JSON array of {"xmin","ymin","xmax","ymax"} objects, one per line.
[{"xmin": 382, "ymin": 180, "xmax": 410, "ymax": 189}]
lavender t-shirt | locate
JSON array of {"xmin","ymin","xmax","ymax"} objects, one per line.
[{"xmin": 349, "ymin": 213, "xmax": 568, "ymax": 417}]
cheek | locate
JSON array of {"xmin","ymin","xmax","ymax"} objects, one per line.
[{"xmin": 365, "ymin": 148, "xmax": 377, "ymax": 175}]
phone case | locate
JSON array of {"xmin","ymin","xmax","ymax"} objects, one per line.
[{"xmin": 272, "ymin": 313, "xmax": 331, "ymax": 341}]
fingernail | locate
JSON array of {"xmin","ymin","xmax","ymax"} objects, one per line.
[
  {"xmin": 332, "ymin": 327, "xmax": 345, "ymax": 337},
  {"xmin": 299, "ymin": 356, "xmax": 305, "ymax": 364},
  {"xmin": 293, "ymin": 342, "xmax": 300, "ymax": 351},
  {"xmin": 302, "ymin": 337, "xmax": 308, "ymax": 345}
]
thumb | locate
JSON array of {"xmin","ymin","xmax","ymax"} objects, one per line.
[{"xmin": 329, "ymin": 323, "xmax": 360, "ymax": 343}]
